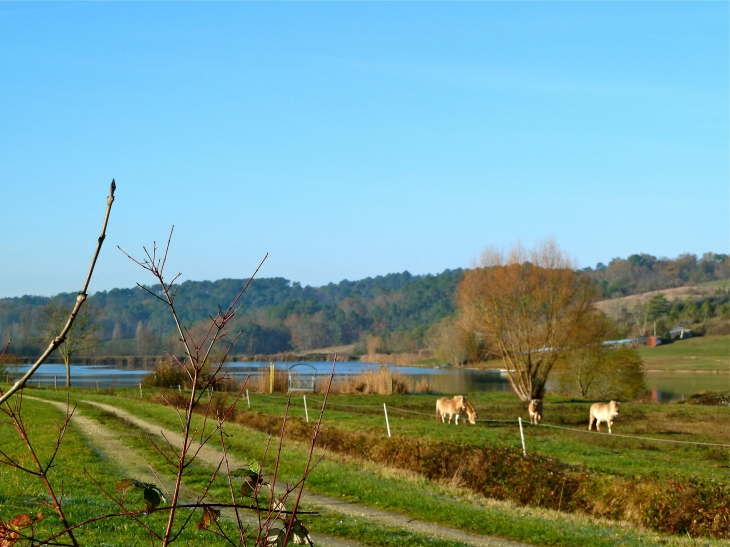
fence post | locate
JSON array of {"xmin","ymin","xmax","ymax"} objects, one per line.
[
  {"xmin": 269, "ymin": 363, "xmax": 274, "ymax": 394},
  {"xmin": 303, "ymin": 395, "xmax": 309, "ymax": 423},
  {"xmin": 178, "ymin": 384, "xmax": 182, "ymax": 395},
  {"xmin": 139, "ymin": 383, "xmax": 143, "ymax": 398},
  {"xmin": 54, "ymin": 375, "xmax": 57, "ymax": 390},
  {"xmin": 518, "ymin": 417, "xmax": 526, "ymax": 456},
  {"xmin": 246, "ymin": 389, "xmax": 250, "ymax": 409},
  {"xmin": 96, "ymin": 380, "xmax": 99, "ymax": 392},
  {"xmin": 383, "ymin": 403, "xmax": 391, "ymax": 438}
]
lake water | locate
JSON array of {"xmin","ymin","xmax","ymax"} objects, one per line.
[{"xmin": 4, "ymin": 361, "xmax": 728, "ymax": 402}]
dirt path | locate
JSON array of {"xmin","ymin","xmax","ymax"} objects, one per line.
[
  {"xmin": 28, "ymin": 397, "xmax": 364, "ymax": 547},
  {"xmin": 76, "ymin": 399, "xmax": 532, "ymax": 547}
]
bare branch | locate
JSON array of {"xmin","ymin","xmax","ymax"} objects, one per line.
[{"xmin": 0, "ymin": 181, "xmax": 116, "ymax": 404}]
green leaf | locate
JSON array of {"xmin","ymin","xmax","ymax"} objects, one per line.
[
  {"xmin": 248, "ymin": 460, "xmax": 261, "ymax": 474},
  {"xmin": 290, "ymin": 520, "xmax": 312, "ymax": 545},
  {"xmin": 240, "ymin": 479, "xmax": 255, "ymax": 498},
  {"xmin": 143, "ymin": 486, "xmax": 164, "ymax": 512}
]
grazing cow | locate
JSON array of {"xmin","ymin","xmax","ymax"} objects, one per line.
[
  {"xmin": 589, "ymin": 400, "xmax": 620, "ymax": 434},
  {"xmin": 528, "ymin": 399, "xmax": 543, "ymax": 425},
  {"xmin": 436, "ymin": 396, "xmax": 467, "ymax": 424},
  {"xmin": 463, "ymin": 400, "xmax": 477, "ymax": 425}
]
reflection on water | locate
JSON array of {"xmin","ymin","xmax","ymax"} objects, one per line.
[
  {"xmin": 2, "ymin": 364, "xmax": 149, "ymax": 389},
  {"xmin": 3, "ymin": 362, "xmax": 727, "ymax": 402},
  {"xmin": 645, "ymin": 371, "xmax": 730, "ymax": 403}
]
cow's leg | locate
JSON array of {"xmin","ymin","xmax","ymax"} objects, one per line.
[
  {"xmin": 588, "ymin": 415, "xmax": 594, "ymax": 431},
  {"xmin": 455, "ymin": 413, "xmax": 459, "ymax": 425},
  {"xmin": 608, "ymin": 421, "xmax": 612, "ymax": 434}
]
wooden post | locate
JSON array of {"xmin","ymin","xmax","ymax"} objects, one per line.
[
  {"xmin": 178, "ymin": 384, "xmax": 182, "ymax": 395},
  {"xmin": 518, "ymin": 417, "xmax": 526, "ymax": 456},
  {"xmin": 303, "ymin": 395, "xmax": 309, "ymax": 423},
  {"xmin": 246, "ymin": 389, "xmax": 250, "ymax": 409},
  {"xmin": 269, "ymin": 363, "xmax": 274, "ymax": 394},
  {"xmin": 96, "ymin": 380, "xmax": 99, "ymax": 392},
  {"xmin": 383, "ymin": 403, "xmax": 391, "ymax": 438},
  {"xmin": 139, "ymin": 383, "xmax": 143, "ymax": 398},
  {"xmin": 54, "ymin": 375, "xmax": 57, "ymax": 390}
]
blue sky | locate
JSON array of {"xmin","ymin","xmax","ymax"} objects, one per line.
[{"xmin": 1, "ymin": 2, "xmax": 727, "ymax": 298}]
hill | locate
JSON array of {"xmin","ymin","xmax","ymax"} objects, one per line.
[
  {"xmin": 0, "ymin": 270, "xmax": 463, "ymax": 358},
  {"xmin": 2, "ymin": 250, "xmax": 728, "ymax": 359}
]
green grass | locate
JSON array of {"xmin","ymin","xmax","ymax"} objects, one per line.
[
  {"xmin": 700, "ymin": 279, "xmax": 730, "ymax": 288},
  {"xmin": 637, "ymin": 334, "xmax": 729, "ymax": 372},
  {"xmin": 0, "ymin": 397, "xmax": 231, "ymax": 546},
  {"xmin": 19, "ymin": 387, "xmax": 730, "ymax": 547}
]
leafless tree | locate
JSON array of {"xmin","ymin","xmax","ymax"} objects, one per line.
[{"xmin": 457, "ymin": 239, "xmax": 599, "ymax": 401}]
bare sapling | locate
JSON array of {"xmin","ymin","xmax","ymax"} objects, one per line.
[
  {"xmin": 1, "ymin": 183, "xmax": 333, "ymax": 546},
  {"xmin": 0, "ymin": 180, "xmax": 116, "ymax": 404},
  {"xmin": 110, "ymin": 229, "xmax": 333, "ymax": 546}
]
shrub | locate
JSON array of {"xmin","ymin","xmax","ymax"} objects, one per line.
[{"xmin": 142, "ymin": 359, "xmax": 191, "ymax": 388}]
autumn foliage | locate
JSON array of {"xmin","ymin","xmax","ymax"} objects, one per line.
[{"xmin": 457, "ymin": 240, "xmax": 599, "ymax": 401}]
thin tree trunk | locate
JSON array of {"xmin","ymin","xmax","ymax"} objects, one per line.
[{"xmin": 64, "ymin": 355, "xmax": 71, "ymax": 388}]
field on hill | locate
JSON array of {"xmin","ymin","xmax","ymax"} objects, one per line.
[
  {"xmin": 3, "ymin": 384, "xmax": 728, "ymax": 546},
  {"xmin": 636, "ymin": 334, "xmax": 729, "ymax": 372},
  {"xmin": 594, "ymin": 285, "xmax": 723, "ymax": 315}
]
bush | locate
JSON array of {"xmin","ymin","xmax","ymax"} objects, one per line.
[
  {"xmin": 553, "ymin": 346, "xmax": 647, "ymax": 401},
  {"xmin": 591, "ymin": 347, "xmax": 647, "ymax": 400},
  {"xmin": 142, "ymin": 359, "xmax": 193, "ymax": 388}
]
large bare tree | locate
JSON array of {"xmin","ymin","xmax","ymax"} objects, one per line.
[{"xmin": 457, "ymin": 239, "xmax": 599, "ymax": 401}]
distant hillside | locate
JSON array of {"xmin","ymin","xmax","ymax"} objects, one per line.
[
  {"xmin": 583, "ymin": 252, "xmax": 729, "ymax": 298},
  {"xmin": 0, "ymin": 270, "xmax": 463, "ymax": 357},
  {"xmin": 2, "ymin": 251, "xmax": 727, "ymax": 359}
]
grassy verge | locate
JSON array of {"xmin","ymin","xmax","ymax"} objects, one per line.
[{"xmin": 26, "ymin": 387, "xmax": 730, "ymax": 546}]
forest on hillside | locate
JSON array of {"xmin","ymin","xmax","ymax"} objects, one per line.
[{"xmin": 0, "ymin": 252, "xmax": 728, "ymax": 359}]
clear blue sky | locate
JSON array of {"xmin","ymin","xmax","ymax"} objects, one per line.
[{"xmin": 1, "ymin": 2, "xmax": 727, "ymax": 298}]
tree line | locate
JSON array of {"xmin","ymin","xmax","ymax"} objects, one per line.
[
  {"xmin": 1, "ymin": 251, "xmax": 727, "ymax": 363},
  {"xmin": 0, "ymin": 270, "xmax": 462, "ymax": 358}
]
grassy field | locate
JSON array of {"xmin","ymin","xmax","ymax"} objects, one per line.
[
  {"xmin": 637, "ymin": 334, "xmax": 729, "ymax": 372},
  {"xmin": 4, "ymin": 384, "xmax": 728, "ymax": 546},
  {"xmin": 700, "ymin": 279, "xmax": 730, "ymax": 288}
]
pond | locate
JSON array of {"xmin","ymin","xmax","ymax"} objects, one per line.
[{"xmin": 3, "ymin": 361, "xmax": 728, "ymax": 403}]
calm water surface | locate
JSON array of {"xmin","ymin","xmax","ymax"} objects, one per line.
[{"xmin": 4, "ymin": 362, "xmax": 728, "ymax": 402}]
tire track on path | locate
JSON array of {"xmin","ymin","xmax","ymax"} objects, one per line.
[
  {"xmin": 80, "ymin": 399, "xmax": 532, "ymax": 547},
  {"xmin": 27, "ymin": 396, "xmax": 364, "ymax": 547}
]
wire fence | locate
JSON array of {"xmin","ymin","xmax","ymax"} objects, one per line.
[{"xmin": 243, "ymin": 392, "xmax": 730, "ymax": 449}]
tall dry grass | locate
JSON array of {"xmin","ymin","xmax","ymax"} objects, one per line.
[
  {"xmin": 322, "ymin": 365, "xmax": 432, "ymax": 395},
  {"xmin": 247, "ymin": 367, "xmax": 288, "ymax": 393},
  {"xmin": 359, "ymin": 352, "xmax": 423, "ymax": 366}
]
